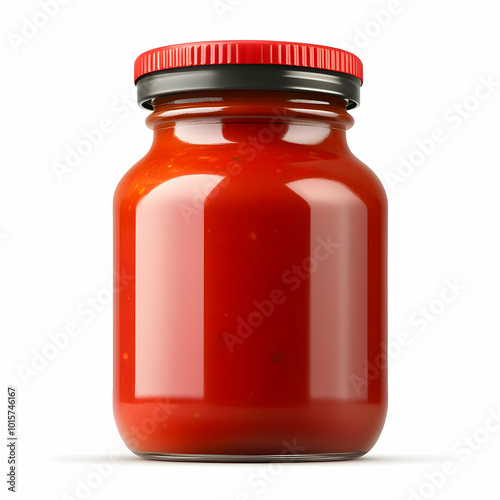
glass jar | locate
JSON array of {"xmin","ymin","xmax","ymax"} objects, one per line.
[{"xmin": 113, "ymin": 40, "xmax": 388, "ymax": 462}]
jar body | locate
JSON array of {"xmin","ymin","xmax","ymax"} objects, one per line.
[{"xmin": 113, "ymin": 90, "xmax": 387, "ymax": 461}]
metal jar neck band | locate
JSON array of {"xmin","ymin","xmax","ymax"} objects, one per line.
[{"xmin": 135, "ymin": 64, "xmax": 361, "ymax": 110}]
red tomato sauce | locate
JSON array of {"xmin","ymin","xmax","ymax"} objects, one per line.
[{"xmin": 113, "ymin": 90, "xmax": 387, "ymax": 458}]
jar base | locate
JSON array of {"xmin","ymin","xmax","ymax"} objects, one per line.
[{"xmin": 132, "ymin": 450, "xmax": 367, "ymax": 463}]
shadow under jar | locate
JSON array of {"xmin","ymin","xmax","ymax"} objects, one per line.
[{"xmin": 113, "ymin": 40, "xmax": 388, "ymax": 462}]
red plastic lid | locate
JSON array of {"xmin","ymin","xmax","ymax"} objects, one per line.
[{"xmin": 134, "ymin": 40, "xmax": 363, "ymax": 83}]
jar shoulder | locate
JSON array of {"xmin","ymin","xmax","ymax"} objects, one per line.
[{"xmin": 114, "ymin": 146, "xmax": 387, "ymax": 212}]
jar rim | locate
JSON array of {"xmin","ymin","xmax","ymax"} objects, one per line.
[{"xmin": 136, "ymin": 64, "xmax": 362, "ymax": 111}]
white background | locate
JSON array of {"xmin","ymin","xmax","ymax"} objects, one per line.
[{"xmin": 1, "ymin": 0, "xmax": 499, "ymax": 498}]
